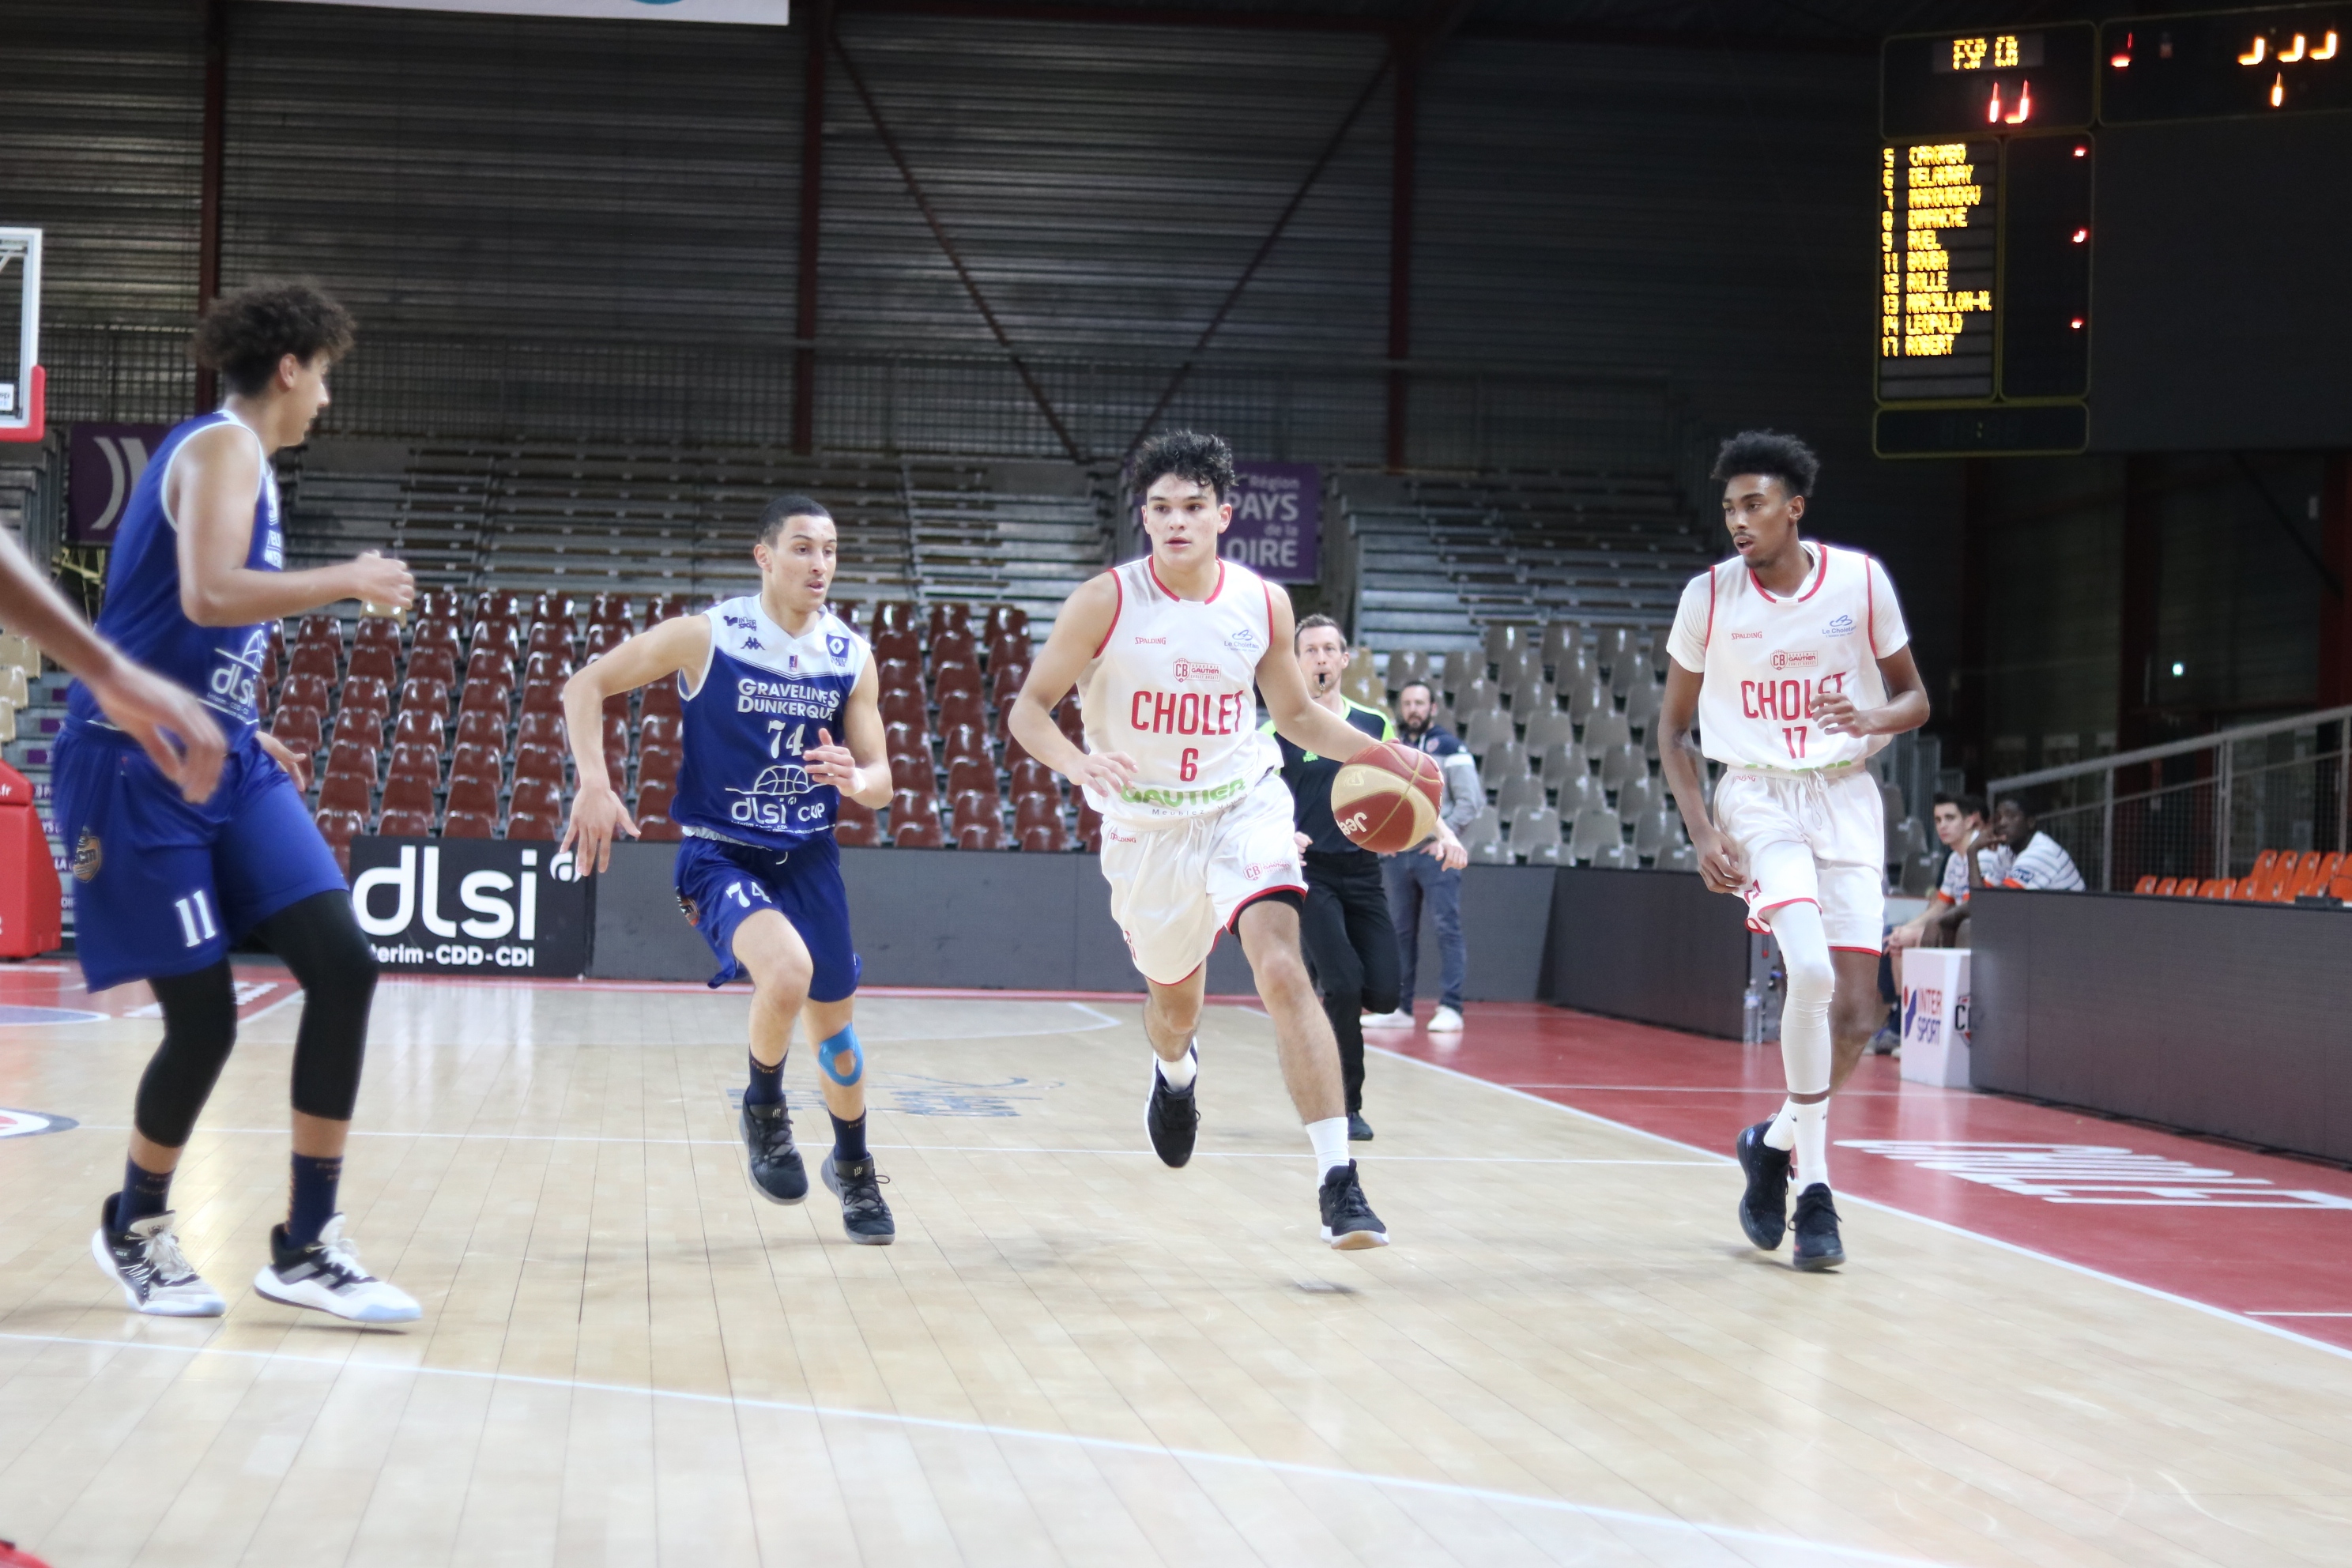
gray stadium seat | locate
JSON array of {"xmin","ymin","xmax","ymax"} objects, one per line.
[
  {"xmin": 1464, "ymin": 703, "xmax": 1513, "ymax": 753},
  {"xmin": 1581, "ymin": 708, "xmax": 1632, "ymax": 757},
  {"xmin": 1470, "ymin": 838, "xmax": 1514, "ymax": 865},
  {"xmin": 1881, "ymin": 781, "xmax": 1907, "ymax": 824},
  {"xmin": 1555, "ymin": 767, "xmax": 1604, "ymax": 817},
  {"xmin": 1568, "ymin": 675, "xmax": 1611, "ymax": 725},
  {"xmin": 1511, "ymin": 680, "xmax": 1556, "ymax": 721},
  {"xmin": 1659, "ymin": 841, "xmax": 1699, "ymax": 873},
  {"xmin": 1632, "ymin": 805, "xmax": 1682, "ymax": 860},
  {"xmin": 1442, "ymin": 649, "xmax": 1483, "ymax": 697},
  {"xmin": 1480, "ymin": 737, "xmax": 1531, "ymax": 781},
  {"xmin": 1618, "ymin": 772, "xmax": 1664, "ymax": 821},
  {"xmin": 1483, "ymin": 623, "xmax": 1533, "ymax": 665},
  {"xmin": 1566, "ymin": 807, "xmax": 1626, "ymax": 865},
  {"xmin": 1497, "ymin": 771, "xmax": 1548, "ymax": 815},
  {"xmin": 1540, "ymin": 622, "xmax": 1582, "ymax": 679},
  {"xmin": 1538, "ymin": 741, "xmax": 1583, "ymax": 788},
  {"xmin": 1624, "ymin": 679, "xmax": 1664, "ymax": 729},
  {"xmin": 1508, "ymin": 805, "xmax": 1562, "ymax": 858},
  {"xmin": 1596, "ymin": 626, "xmax": 1636, "ymax": 676},
  {"xmin": 1386, "ymin": 650, "xmax": 1434, "ymax": 697},
  {"xmin": 1598, "ymin": 741, "xmax": 1646, "ymax": 793},
  {"xmin": 1461, "ymin": 805, "xmax": 1502, "ymax": 854},
  {"xmin": 1645, "ymin": 627, "xmax": 1675, "ymax": 675},
  {"xmin": 1902, "ymin": 850, "xmax": 1940, "ymax": 896},
  {"xmin": 1497, "ymin": 647, "xmax": 1545, "ymax": 696},
  {"xmin": 1458, "ymin": 676, "xmax": 1499, "ymax": 714},
  {"xmin": 1886, "ymin": 813, "xmax": 1928, "ymax": 861},
  {"xmin": 1522, "ymin": 708, "xmax": 1576, "ymax": 754}
]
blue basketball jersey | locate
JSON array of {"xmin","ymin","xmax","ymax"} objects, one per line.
[
  {"xmin": 66, "ymin": 410, "xmax": 281, "ymax": 742},
  {"xmin": 672, "ymin": 596, "xmax": 868, "ymax": 853}
]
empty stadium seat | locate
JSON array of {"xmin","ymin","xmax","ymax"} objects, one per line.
[
  {"xmin": 1385, "ymin": 650, "xmax": 1434, "ymax": 697},
  {"xmin": 1555, "ymin": 768, "xmax": 1604, "ymax": 818},
  {"xmin": 1581, "ymin": 709, "xmax": 1632, "ymax": 756},
  {"xmin": 928, "ymin": 602, "xmax": 971, "ymax": 643},
  {"xmin": 528, "ymin": 620, "xmax": 576, "ymax": 662},
  {"xmin": 1596, "ymin": 626, "xmax": 1635, "ymax": 677},
  {"xmin": 1497, "ymin": 772, "xmax": 1547, "ymax": 815},
  {"xmin": 348, "ymin": 643, "xmax": 398, "ymax": 684},
  {"xmin": 506, "ymin": 778, "xmax": 564, "ymax": 840},
  {"xmin": 836, "ymin": 797, "xmax": 880, "ymax": 847},
  {"xmin": 1618, "ymin": 772, "xmax": 1665, "ymax": 820},
  {"xmin": 443, "ymin": 807, "xmax": 497, "ymax": 839},
  {"xmin": 1624, "ymin": 680, "xmax": 1664, "ymax": 729},
  {"xmin": 1522, "ymin": 708, "xmax": 1576, "ymax": 754},
  {"xmin": 2171, "ymin": 879, "xmax": 2202, "ymax": 898},
  {"xmin": 1509, "ymin": 805, "xmax": 1564, "ymax": 865},
  {"xmin": 1632, "ymin": 807, "xmax": 1681, "ymax": 860},
  {"xmin": 1440, "ymin": 649, "xmax": 1481, "ymax": 697},
  {"xmin": 941, "ymin": 722, "xmax": 991, "ymax": 764},
  {"xmin": 932, "ymin": 627, "xmax": 979, "ymax": 670},
  {"xmin": 946, "ymin": 755, "xmax": 997, "ymax": 801},
  {"xmin": 952, "ymin": 792, "xmax": 1005, "ymax": 850},
  {"xmin": 406, "ymin": 643, "xmax": 458, "ymax": 690},
  {"xmin": 937, "ymin": 688, "xmax": 987, "ymax": 733},
  {"xmin": 1566, "ymin": 676, "xmax": 1611, "ymax": 725},
  {"xmin": 1479, "ymin": 737, "xmax": 1530, "ymax": 782},
  {"xmin": 1074, "ymin": 798, "xmax": 1103, "ymax": 852},
  {"xmin": 636, "ymin": 776, "xmax": 677, "ymax": 817},
  {"xmin": 513, "ymin": 746, "xmax": 565, "ymax": 786},
  {"xmin": 1597, "ymin": 742, "xmax": 1645, "ymax": 793},
  {"xmin": 272, "ymin": 709, "xmax": 324, "ymax": 760},
  {"xmin": 933, "ymin": 658, "xmax": 982, "ymax": 702},
  {"xmin": 318, "ymin": 770, "xmax": 372, "ymax": 818},
  {"xmin": 455, "ymin": 707, "xmax": 507, "ymax": 748},
  {"xmin": 1463, "ymin": 705, "xmax": 1513, "ymax": 754},
  {"xmin": 1483, "ymin": 624, "xmax": 1529, "ymax": 665},
  {"xmin": 450, "ymin": 741, "xmax": 503, "ymax": 783},
  {"xmin": 278, "ymin": 672, "xmax": 332, "ymax": 717},
  {"xmin": 326, "ymin": 737, "xmax": 379, "ymax": 782},
  {"xmin": 2153, "ymin": 876, "xmax": 2178, "ymax": 896},
  {"xmin": 891, "ymin": 791, "xmax": 944, "ymax": 848},
  {"xmin": 643, "ymin": 676, "xmax": 683, "ymax": 720},
  {"xmin": 646, "ymin": 594, "xmax": 690, "ymax": 626},
  {"xmin": 1566, "ymin": 807, "xmax": 1626, "ymax": 866}
]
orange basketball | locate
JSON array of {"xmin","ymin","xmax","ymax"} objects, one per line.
[{"xmin": 1332, "ymin": 741, "xmax": 1442, "ymax": 854}]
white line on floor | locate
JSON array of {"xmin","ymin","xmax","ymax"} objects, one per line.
[
  {"xmin": 0, "ymin": 1328, "xmax": 1950, "ymax": 1567},
  {"xmin": 1370, "ymin": 1042, "xmax": 2352, "ymax": 1367}
]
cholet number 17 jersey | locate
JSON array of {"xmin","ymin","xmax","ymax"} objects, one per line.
[
  {"xmin": 1079, "ymin": 556, "xmax": 1283, "ymax": 828},
  {"xmin": 1665, "ymin": 543, "xmax": 1909, "ymax": 774},
  {"xmin": 672, "ymin": 596, "xmax": 868, "ymax": 852}
]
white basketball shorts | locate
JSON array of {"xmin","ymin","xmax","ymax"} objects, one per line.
[
  {"xmin": 1713, "ymin": 766, "xmax": 1887, "ymax": 955},
  {"xmin": 1098, "ymin": 771, "xmax": 1307, "ymax": 986}
]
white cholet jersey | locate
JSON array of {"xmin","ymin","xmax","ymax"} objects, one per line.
[
  {"xmin": 1666, "ymin": 542, "xmax": 1910, "ymax": 774},
  {"xmin": 1079, "ymin": 556, "xmax": 1283, "ymax": 828}
]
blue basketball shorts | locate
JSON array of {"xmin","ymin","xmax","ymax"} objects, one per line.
[
  {"xmin": 51, "ymin": 719, "xmax": 349, "ymax": 992},
  {"xmin": 673, "ymin": 831, "xmax": 861, "ymax": 1001}
]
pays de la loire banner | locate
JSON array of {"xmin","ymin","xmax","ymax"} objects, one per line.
[
  {"xmin": 1221, "ymin": 462, "xmax": 1321, "ymax": 584},
  {"xmin": 349, "ymin": 839, "xmax": 592, "ymax": 977},
  {"xmin": 277, "ymin": 0, "xmax": 787, "ymax": 23}
]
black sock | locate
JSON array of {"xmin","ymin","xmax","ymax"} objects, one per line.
[
  {"xmin": 118, "ymin": 1159, "xmax": 174, "ymax": 1231},
  {"xmin": 829, "ymin": 1111, "xmax": 868, "ymax": 1165},
  {"xmin": 287, "ymin": 1152, "xmax": 343, "ymax": 1248},
  {"xmin": 745, "ymin": 1053, "xmax": 785, "ymax": 1108}
]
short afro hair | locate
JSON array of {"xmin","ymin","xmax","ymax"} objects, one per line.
[
  {"xmin": 1133, "ymin": 429, "xmax": 1237, "ymax": 505},
  {"xmin": 1710, "ymin": 430, "xmax": 1821, "ymax": 501},
  {"xmin": 190, "ymin": 279, "xmax": 356, "ymax": 397},
  {"xmin": 758, "ymin": 493, "xmax": 833, "ymax": 545}
]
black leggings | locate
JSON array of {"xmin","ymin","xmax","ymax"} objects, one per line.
[
  {"xmin": 1298, "ymin": 851, "xmax": 1402, "ymax": 1114},
  {"xmin": 133, "ymin": 890, "xmax": 380, "ymax": 1148}
]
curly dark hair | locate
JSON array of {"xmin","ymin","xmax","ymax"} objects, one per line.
[
  {"xmin": 1133, "ymin": 429, "xmax": 1237, "ymax": 505},
  {"xmin": 190, "ymin": 279, "xmax": 356, "ymax": 397},
  {"xmin": 1709, "ymin": 429, "xmax": 1821, "ymax": 501}
]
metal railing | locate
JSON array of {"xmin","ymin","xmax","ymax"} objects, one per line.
[
  {"xmin": 39, "ymin": 323, "xmax": 1680, "ymax": 473},
  {"xmin": 1989, "ymin": 707, "xmax": 2352, "ymax": 892}
]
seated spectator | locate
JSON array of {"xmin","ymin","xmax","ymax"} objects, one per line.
[
  {"xmin": 1891, "ymin": 792, "xmax": 2007, "ymax": 957},
  {"xmin": 1983, "ymin": 797, "xmax": 2084, "ymax": 891}
]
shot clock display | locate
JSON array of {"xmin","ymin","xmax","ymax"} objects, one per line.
[{"xmin": 2104, "ymin": 6, "xmax": 2350, "ymax": 120}]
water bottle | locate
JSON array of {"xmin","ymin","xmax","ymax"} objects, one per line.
[{"xmin": 1742, "ymin": 983, "xmax": 1763, "ymax": 1046}]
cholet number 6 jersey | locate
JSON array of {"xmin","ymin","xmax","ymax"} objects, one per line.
[
  {"xmin": 673, "ymin": 596, "xmax": 867, "ymax": 852},
  {"xmin": 66, "ymin": 409, "xmax": 281, "ymax": 742},
  {"xmin": 1079, "ymin": 556, "xmax": 1283, "ymax": 828},
  {"xmin": 1665, "ymin": 543, "xmax": 1910, "ymax": 773}
]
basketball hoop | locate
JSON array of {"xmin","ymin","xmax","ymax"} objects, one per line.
[{"xmin": 0, "ymin": 228, "xmax": 45, "ymax": 444}]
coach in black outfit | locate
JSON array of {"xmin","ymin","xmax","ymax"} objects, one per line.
[{"xmin": 1272, "ymin": 615, "xmax": 1461, "ymax": 1140}]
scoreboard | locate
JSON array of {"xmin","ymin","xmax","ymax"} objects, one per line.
[{"xmin": 1875, "ymin": 5, "xmax": 2351, "ymax": 456}]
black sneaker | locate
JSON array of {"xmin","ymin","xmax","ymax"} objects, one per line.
[
  {"xmin": 741, "ymin": 1101, "xmax": 808, "ymax": 1204},
  {"xmin": 1791, "ymin": 1185, "xmax": 1845, "ymax": 1271},
  {"xmin": 1348, "ymin": 1111, "xmax": 1374, "ymax": 1141},
  {"xmin": 1144, "ymin": 1045, "xmax": 1200, "ymax": 1168},
  {"xmin": 1317, "ymin": 1161, "xmax": 1389, "ymax": 1250},
  {"xmin": 1735, "ymin": 1119, "xmax": 1791, "ymax": 1251},
  {"xmin": 90, "ymin": 1195, "xmax": 224, "ymax": 1317},
  {"xmin": 820, "ymin": 1155, "xmax": 895, "ymax": 1245}
]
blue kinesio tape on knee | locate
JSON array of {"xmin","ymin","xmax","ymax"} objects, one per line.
[{"xmin": 817, "ymin": 1024, "xmax": 865, "ymax": 1087}]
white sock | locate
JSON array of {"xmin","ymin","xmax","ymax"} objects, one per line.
[
  {"xmin": 1155, "ymin": 1042, "xmax": 1197, "ymax": 1092},
  {"xmin": 1763, "ymin": 1099, "xmax": 1799, "ymax": 1152},
  {"xmin": 1792, "ymin": 1099, "xmax": 1830, "ymax": 1192},
  {"xmin": 1306, "ymin": 1117, "xmax": 1351, "ymax": 1180}
]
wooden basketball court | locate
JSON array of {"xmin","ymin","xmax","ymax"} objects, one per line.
[{"xmin": 3, "ymin": 967, "xmax": 2350, "ymax": 1566}]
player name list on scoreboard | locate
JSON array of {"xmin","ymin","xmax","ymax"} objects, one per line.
[{"xmin": 1879, "ymin": 139, "xmax": 1999, "ymax": 401}]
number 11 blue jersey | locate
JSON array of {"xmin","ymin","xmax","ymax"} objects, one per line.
[{"xmin": 672, "ymin": 596, "xmax": 868, "ymax": 853}]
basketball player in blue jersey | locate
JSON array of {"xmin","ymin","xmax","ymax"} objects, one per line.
[
  {"xmin": 560, "ymin": 496, "xmax": 897, "ymax": 1243},
  {"xmin": 60, "ymin": 281, "xmax": 423, "ymax": 1322}
]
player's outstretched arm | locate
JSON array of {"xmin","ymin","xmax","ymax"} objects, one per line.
[
  {"xmin": 172, "ymin": 424, "xmax": 414, "ymax": 626},
  {"xmin": 1008, "ymin": 573, "xmax": 1136, "ymax": 797},
  {"xmin": 1658, "ymin": 662, "xmax": 1744, "ymax": 895},
  {"xmin": 801, "ymin": 657, "xmax": 892, "ymax": 810},
  {"xmin": 0, "ymin": 529, "xmax": 228, "ymax": 802},
  {"xmin": 559, "ymin": 613, "xmax": 710, "ymax": 874}
]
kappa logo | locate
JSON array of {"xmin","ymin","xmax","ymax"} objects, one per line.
[
  {"xmin": 1770, "ymin": 649, "xmax": 1819, "ymax": 670},
  {"xmin": 745, "ymin": 637, "xmax": 767, "ymax": 653},
  {"xmin": 1823, "ymin": 614, "xmax": 1856, "ymax": 637},
  {"xmin": 1171, "ymin": 656, "xmax": 1223, "ymax": 684}
]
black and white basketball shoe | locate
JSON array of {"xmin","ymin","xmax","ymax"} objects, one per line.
[
  {"xmin": 821, "ymin": 1155, "xmax": 895, "ymax": 1245},
  {"xmin": 741, "ymin": 1100, "xmax": 809, "ymax": 1204},
  {"xmin": 1736, "ymin": 1119, "xmax": 1791, "ymax": 1250},
  {"xmin": 1317, "ymin": 1161, "xmax": 1389, "ymax": 1250},
  {"xmin": 254, "ymin": 1216, "xmax": 421, "ymax": 1323},
  {"xmin": 91, "ymin": 1197, "xmax": 225, "ymax": 1317},
  {"xmin": 1144, "ymin": 1044, "xmax": 1200, "ymax": 1167}
]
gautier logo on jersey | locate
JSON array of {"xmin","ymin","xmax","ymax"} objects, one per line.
[
  {"xmin": 349, "ymin": 840, "xmax": 590, "ymax": 975},
  {"xmin": 1170, "ymin": 657, "xmax": 1223, "ymax": 684},
  {"xmin": 1770, "ymin": 649, "xmax": 1820, "ymax": 670}
]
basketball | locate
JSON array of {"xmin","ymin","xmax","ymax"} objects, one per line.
[{"xmin": 1332, "ymin": 741, "xmax": 1442, "ymax": 854}]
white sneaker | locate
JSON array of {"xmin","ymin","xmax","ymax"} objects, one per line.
[
  {"xmin": 92, "ymin": 1200, "xmax": 226, "ymax": 1317},
  {"xmin": 1427, "ymin": 1005, "xmax": 1464, "ymax": 1033},
  {"xmin": 253, "ymin": 1216, "xmax": 421, "ymax": 1324},
  {"xmin": 1360, "ymin": 1010, "xmax": 1414, "ymax": 1028}
]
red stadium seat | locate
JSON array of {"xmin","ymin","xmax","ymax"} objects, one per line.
[
  {"xmin": 636, "ymin": 777, "xmax": 677, "ymax": 819},
  {"xmin": 1018, "ymin": 820, "xmax": 1065, "ymax": 854},
  {"xmin": 378, "ymin": 805, "xmax": 435, "ymax": 838},
  {"xmin": 272, "ymin": 709, "xmax": 323, "ymax": 760},
  {"xmin": 471, "ymin": 619, "xmax": 523, "ymax": 662},
  {"xmin": 531, "ymin": 592, "xmax": 576, "ymax": 627},
  {"xmin": 1008, "ymin": 757, "xmax": 1061, "ymax": 801},
  {"xmin": 405, "ymin": 643, "xmax": 458, "ymax": 690},
  {"xmin": 513, "ymin": 745, "xmax": 566, "ymax": 786},
  {"xmin": 327, "ymin": 737, "xmax": 379, "ymax": 782},
  {"xmin": 1054, "ymin": 699, "xmax": 1085, "ymax": 744},
  {"xmin": 835, "ymin": 797, "xmax": 880, "ymax": 846},
  {"xmin": 314, "ymin": 808, "xmax": 364, "ymax": 873},
  {"xmin": 278, "ymin": 672, "xmax": 331, "ymax": 717},
  {"xmin": 586, "ymin": 620, "xmax": 627, "ymax": 660},
  {"xmin": 983, "ymin": 604, "xmax": 1027, "ymax": 642},
  {"xmin": 891, "ymin": 784, "xmax": 937, "ymax": 820},
  {"xmin": 2329, "ymin": 873, "xmax": 2352, "ymax": 903},
  {"xmin": 880, "ymin": 686, "xmax": 926, "ymax": 731},
  {"xmin": 931, "ymin": 627, "xmax": 978, "ymax": 670},
  {"xmin": 526, "ymin": 650, "xmax": 574, "ymax": 686},
  {"xmin": 946, "ymin": 755, "xmax": 997, "ymax": 801},
  {"xmin": 341, "ymin": 676, "xmax": 391, "ymax": 726},
  {"xmin": 940, "ymin": 722, "xmax": 990, "ymax": 765},
  {"xmin": 639, "ymin": 712, "xmax": 681, "ymax": 752},
  {"xmin": 937, "ymin": 688, "xmax": 986, "ymax": 734},
  {"xmin": 871, "ymin": 601, "xmax": 916, "ymax": 636},
  {"xmin": 443, "ymin": 808, "xmax": 497, "ymax": 840},
  {"xmin": 473, "ymin": 590, "xmax": 522, "ymax": 625},
  {"xmin": 927, "ymin": 602, "xmax": 971, "ymax": 644},
  {"xmin": 1076, "ymin": 798, "xmax": 1103, "ymax": 852},
  {"xmin": 2133, "ymin": 874, "xmax": 2161, "ymax": 895},
  {"xmin": 506, "ymin": 778, "xmax": 564, "ymax": 840},
  {"xmin": 411, "ymin": 614, "xmax": 462, "ymax": 658},
  {"xmin": 450, "ymin": 742, "xmax": 503, "ymax": 786},
  {"xmin": 637, "ymin": 813, "xmax": 683, "ymax": 842},
  {"xmin": 1013, "ymin": 790, "xmax": 1061, "ymax": 834},
  {"xmin": 379, "ymin": 773, "xmax": 435, "ymax": 825},
  {"xmin": 347, "ymin": 643, "xmax": 398, "ymax": 684},
  {"xmin": 454, "ymin": 706, "xmax": 507, "ymax": 748},
  {"xmin": 387, "ymin": 741, "xmax": 439, "ymax": 784},
  {"xmin": 519, "ymin": 680, "xmax": 564, "ymax": 716},
  {"xmin": 590, "ymin": 592, "xmax": 634, "ymax": 630},
  {"xmin": 891, "ymin": 793, "xmax": 943, "ymax": 849},
  {"xmin": 873, "ymin": 629, "xmax": 922, "ymax": 667},
  {"xmin": 516, "ymin": 710, "xmax": 565, "ymax": 752},
  {"xmin": 989, "ymin": 661, "xmax": 1030, "ymax": 712},
  {"xmin": 639, "ymin": 742, "xmax": 684, "ymax": 785},
  {"xmin": 642, "ymin": 678, "xmax": 681, "ymax": 719},
  {"xmin": 2199, "ymin": 878, "xmax": 2232, "ymax": 898},
  {"xmin": 932, "ymin": 658, "xmax": 982, "ymax": 702},
  {"xmin": 296, "ymin": 612, "xmax": 344, "ymax": 652},
  {"xmin": 604, "ymin": 688, "xmax": 631, "ymax": 722},
  {"xmin": 318, "ymin": 769, "xmax": 372, "ymax": 817},
  {"xmin": 416, "ymin": 589, "xmax": 463, "ymax": 623},
  {"xmin": 601, "ymin": 714, "xmax": 629, "ymax": 775},
  {"xmin": 528, "ymin": 620, "xmax": 577, "ymax": 662},
  {"xmin": 2171, "ymin": 879, "xmax": 2202, "ymax": 898},
  {"xmin": 2235, "ymin": 873, "xmax": 2262, "ymax": 899}
]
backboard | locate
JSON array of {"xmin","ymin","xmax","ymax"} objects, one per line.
[{"xmin": 0, "ymin": 227, "xmax": 44, "ymax": 443}]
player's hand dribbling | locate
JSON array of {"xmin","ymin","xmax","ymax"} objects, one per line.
[
  {"xmin": 1694, "ymin": 823, "xmax": 1747, "ymax": 895},
  {"xmin": 560, "ymin": 778, "xmax": 639, "ymax": 876},
  {"xmin": 84, "ymin": 658, "xmax": 228, "ymax": 804},
  {"xmin": 1069, "ymin": 749, "xmax": 1139, "ymax": 801},
  {"xmin": 345, "ymin": 550, "xmax": 416, "ymax": 613},
  {"xmin": 254, "ymin": 725, "xmax": 310, "ymax": 793}
]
